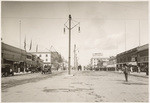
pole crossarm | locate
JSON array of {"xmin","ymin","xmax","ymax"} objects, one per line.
[
  {"xmin": 71, "ymin": 22, "xmax": 80, "ymax": 29},
  {"xmin": 64, "ymin": 24, "xmax": 69, "ymax": 29},
  {"xmin": 64, "ymin": 19, "xmax": 69, "ymax": 25},
  {"xmin": 64, "ymin": 20, "xmax": 80, "ymax": 30}
]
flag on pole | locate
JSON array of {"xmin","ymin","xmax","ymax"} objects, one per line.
[
  {"xmin": 24, "ymin": 36, "xmax": 26, "ymax": 50},
  {"xmin": 29, "ymin": 39, "xmax": 32, "ymax": 51},
  {"xmin": 36, "ymin": 45, "xmax": 38, "ymax": 52}
]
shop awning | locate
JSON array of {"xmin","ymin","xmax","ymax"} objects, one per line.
[
  {"xmin": 128, "ymin": 62, "xmax": 137, "ymax": 65},
  {"xmin": 106, "ymin": 64, "xmax": 116, "ymax": 68},
  {"xmin": 138, "ymin": 56, "xmax": 148, "ymax": 63},
  {"xmin": 2, "ymin": 50, "xmax": 21, "ymax": 61}
]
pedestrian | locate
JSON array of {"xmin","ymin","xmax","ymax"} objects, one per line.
[
  {"xmin": 49, "ymin": 65, "xmax": 52, "ymax": 74},
  {"xmin": 57, "ymin": 65, "xmax": 59, "ymax": 71},
  {"xmin": 123, "ymin": 64, "xmax": 129, "ymax": 82},
  {"xmin": 137, "ymin": 66, "xmax": 141, "ymax": 73},
  {"xmin": 130, "ymin": 66, "xmax": 133, "ymax": 73},
  {"xmin": 145, "ymin": 64, "xmax": 148, "ymax": 75}
]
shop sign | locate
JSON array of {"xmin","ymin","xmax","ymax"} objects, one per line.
[
  {"xmin": 131, "ymin": 57, "xmax": 136, "ymax": 62},
  {"xmin": 139, "ymin": 57, "xmax": 148, "ymax": 62}
]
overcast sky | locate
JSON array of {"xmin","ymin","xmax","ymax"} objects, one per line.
[{"xmin": 1, "ymin": 1, "xmax": 149, "ymax": 66}]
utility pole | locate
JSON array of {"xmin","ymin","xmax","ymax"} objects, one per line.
[
  {"xmin": 64, "ymin": 15, "xmax": 80, "ymax": 75},
  {"xmin": 124, "ymin": 20, "xmax": 126, "ymax": 51},
  {"xmin": 76, "ymin": 55, "xmax": 78, "ymax": 70},
  {"xmin": 139, "ymin": 20, "xmax": 141, "ymax": 47},
  {"xmin": 50, "ymin": 46, "xmax": 52, "ymax": 66},
  {"xmin": 19, "ymin": 20, "xmax": 21, "ymax": 49},
  {"xmin": 76, "ymin": 49, "xmax": 79, "ymax": 70},
  {"xmin": 19, "ymin": 20, "xmax": 21, "ymax": 73},
  {"xmin": 68, "ymin": 15, "xmax": 71, "ymax": 75},
  {"xmin": 74, "ymin": 44, "xmax": 76, "ymax": 70}
]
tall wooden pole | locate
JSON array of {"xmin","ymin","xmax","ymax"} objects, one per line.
[
  {"xmin": 19, "ymin": 20, "xmax": 21, "ymax": 49},
  {"xmin": 68, "ymin": 14, "xmax": 71, "ymax": 75},
  {"xmin": 74, "ymin": 44, "xmax": 76, "ymax": 70},
  {"xmin": 139, "ymin": 20, "xmax": 140, "ymax": 47},
  {"xmin": 124, "ymin": 20, "xmax": 126, "ymax": 51}
]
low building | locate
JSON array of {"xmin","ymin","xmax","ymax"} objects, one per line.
[
  {"xmin": 106, "ymin": 56, "xmax": 116, "ymax": 71},
  {"xmin": 1, "ymin": 42, "xmax": 44, "ymax": 75},
  {"xmin": 30, "ymin": 52, "xmax": 51, "ymax": 66},
  {"xmin": 91, "ymin": 53, "xmax": 109, "ymax": 70},
  {"xmin": 2, "ymin": 42, "xmax": 26, "ymax": 73},
  {"xmin": 116, "ymin": 44, "xmax": 149, "ymax": 72},
  {"xmin": 137, "ymin": 44, "xmax": 149, "ymax": 72}
]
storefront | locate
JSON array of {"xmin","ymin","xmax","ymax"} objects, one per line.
[
  {"xmin": 137, "ymin": 44, "xmax": 149, "ymax": 72},
  {"xmin": 2, "ymin": 43, "xmax": 27, "ymax": 73}
]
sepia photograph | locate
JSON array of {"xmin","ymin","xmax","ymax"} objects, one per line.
[{"xmin": 1, "ymin": 0, "xmax": 149, "ymax": 102}]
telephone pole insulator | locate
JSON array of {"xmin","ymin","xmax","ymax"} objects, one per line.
[{"xmin": 69, "ymin": 14, "xmax": 71, "ymax": 19}]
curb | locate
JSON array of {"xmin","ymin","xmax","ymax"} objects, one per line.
[
  {"xmin": 129, "ymin": 73, "xmax": 148, "ymax": 78},
  {"xmin": 113, "ymin": 71, "xmax": 148, "ymax": 78}
]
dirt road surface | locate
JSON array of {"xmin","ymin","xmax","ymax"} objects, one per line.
[{"xmin": 1, "ymin": 71, "xmax": 148, "ymax": 102}]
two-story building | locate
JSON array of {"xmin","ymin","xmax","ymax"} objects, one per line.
[
  {"xmin": 30, "ymin": 52, "xmax": 51, "ymax": 66},
  {"xmin": 91, "ymin": 53, "xmax": 109, "ymax": 70}
]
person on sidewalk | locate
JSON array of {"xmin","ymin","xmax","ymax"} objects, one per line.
[
  {"xmin": 138, "ymin": 66, "xmax": 141, "ymax": 73},
  {"xmin": 130, "ymin": 66, "xmax": 133, "ymax": 73},
  {"xmin": 145, "ymin": 64, "xmax": 148, "ymax": 76},
  {"xmin": 137, "ymin": 65, "xmax": 141, "ymax": 73},
  {"xmin": 48, "ymin": 65, "xmax": 52, "ymax": 74},
  {"xmin": 123, "ymin": 64, "xmax": 129, "ymax": 82}
]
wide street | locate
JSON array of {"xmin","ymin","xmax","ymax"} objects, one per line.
[{"xmin": 1, "ymin": 70, "xmax": 148, "ymax": 102}]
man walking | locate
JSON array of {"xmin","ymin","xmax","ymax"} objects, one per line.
[
  {"xmin": 145, "ymin": 64, "xmax": 148, "ymax": 75},
  {"xmin": 130, "ymin": 66, "xmax": 133, "ymax": 73},
  {"xmin": 123, "ymin": 64, "xmax": 129, "ymax": 82}
]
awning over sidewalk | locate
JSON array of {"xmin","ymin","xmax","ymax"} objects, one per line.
[
  {"xmin": 137, "ymin": 56, "xmax": 148, "ymax": 63},
  {"xmin": 106, "ymin": 64, "xmax": 116, "ymax": 68},
  {"xmin": 128, "ymin": 62, "xmax": 137, "ymax": 65},
  {"xmin": 2, "ymin": 50, "xmax": 21, "ymax": 61}
]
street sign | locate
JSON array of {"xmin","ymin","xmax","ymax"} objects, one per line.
[{"xmin": 93, "ymin": 53, "xmax": 103, "ymax": 58}]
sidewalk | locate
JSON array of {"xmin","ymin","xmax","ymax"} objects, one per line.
[
  {"xmin": 129, "ymin": 72, "xmax": 148, "ymax": 78},
  {"xmin": 13, "ymin": 70, "xmax": 64, "ymax": 76},
  {"xmin": 14, "ymin": 72, "xmax": 31, "ymax": 76},
  {"xmin": 114, "ymin": 71, "xmax": 148, "ymax": 78}
]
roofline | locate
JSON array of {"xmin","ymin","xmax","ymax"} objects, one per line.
[
  {"xmin": 117, "ymin": 43, "xmax": 149, "ymax": 56},
  {"xmin": 2, "ymin": 42, "xmax": 26, "ymax": 52}
]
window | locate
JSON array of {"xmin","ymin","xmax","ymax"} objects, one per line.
[
  {"xmin": 39, "ymin": 54, "xmax": 41, "ymax": 57},
  {"xmin": 32, "ymin": 55, "xmax": 36, "ymax": 61},
  {"xmin": 46, "ymin": 54, "xmax": 48, "ymax": 57},
  {"xmin": 27, "ymin": 55, "xmax": 32, "ymax": 59},
  {"xmin": 46, "ymin": 59, "xmax": 48, "ymax": 61}
]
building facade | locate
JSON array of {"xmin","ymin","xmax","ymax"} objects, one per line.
[
  {"xmin": 106, "ymin": 56, "xmax": 116, "ymax": 71},
  {"xmin": 116, "ymin": 44, "xmax": 149, "ymax": 72},
  {"xmin": 31, "ymin": 52, "xmax": 51, "ymax": 66},
  {"xmin": 91, "ymin": 53, "xmax": 109, "ymax": 70},
  {"xmin": 1, "ymin": 43, "xmax": 43, "ymax": 76}
]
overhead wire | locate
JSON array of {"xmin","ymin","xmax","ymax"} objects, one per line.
[
  {"xmin": 2, "ymin": 17, "xmax": 68, "ymax": 19},
  {"xmin": 2, "ymin": 17, "xmax": 147, "ymax": 21}
]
